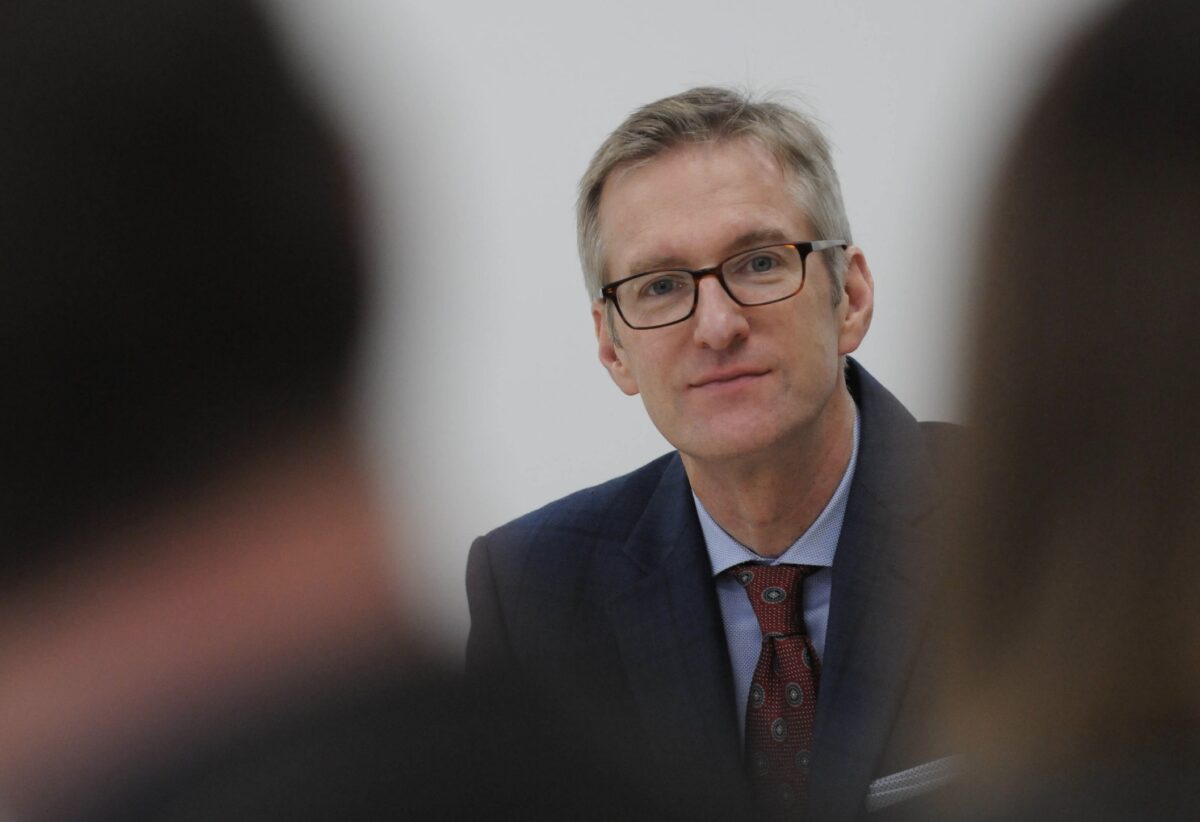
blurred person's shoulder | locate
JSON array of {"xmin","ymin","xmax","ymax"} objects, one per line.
[
  {"xmin": 923, "ymin": 729, "xmax": 1200, "ymax": 822},
  {"xmin": 92, "ymin": 652, "xmax": 686, "ymax": 821}
]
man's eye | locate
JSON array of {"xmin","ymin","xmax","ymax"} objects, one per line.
[
  {"xmin": 748, "ymin": 255, "xmax": 777, "ymax": 273},
  {"xmin": 640, "ymin": 275, "xmax": 685, "ymax": 298}
]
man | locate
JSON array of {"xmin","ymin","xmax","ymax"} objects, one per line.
[{"xmin": 467, "ymin": 87, "xmax": 959, "ymax": 819}]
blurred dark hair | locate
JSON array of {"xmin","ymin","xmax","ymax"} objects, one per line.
[
  {"xmin": 942, "ymin": 0, "xmax": 1200, "ymax": 772},
  {"xmin": 0, "ymin": 0, "xmax": 364, "ymax": 577}
]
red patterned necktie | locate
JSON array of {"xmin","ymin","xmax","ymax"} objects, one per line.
[{"xmin": 728, "ymin": 562, "xmax": 821, "ymax": 818}]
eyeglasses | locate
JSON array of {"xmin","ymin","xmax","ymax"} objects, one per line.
[{"xmin": 599, "ymin": 240, "xmax": 847, "ymax": 330}]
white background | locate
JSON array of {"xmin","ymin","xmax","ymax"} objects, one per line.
[{"xmin": 264, "ymin": 0, "xmax": 1114, "ymax": 651}]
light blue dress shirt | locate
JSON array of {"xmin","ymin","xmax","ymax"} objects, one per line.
[{"xmin": 695, "ymin": 410, "xmax": 860, "ymax": 739}]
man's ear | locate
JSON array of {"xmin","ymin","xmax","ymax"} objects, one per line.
[
  {"xmin": 837, "ymin": 246, "xmax": 875, "ymax": 356},
  {"xmin": 593, "ymin": 300, "xmax": 639, "ymax": 396}
]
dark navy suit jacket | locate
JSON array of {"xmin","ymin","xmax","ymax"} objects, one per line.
[{"xmin": 467, "ymin": 360, "xmax": 960, "ymax": 819}]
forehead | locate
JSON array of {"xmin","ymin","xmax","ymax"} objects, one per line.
[{"xmin": 597, "ymin": 138, "xmax": 810, "ymax": 279}]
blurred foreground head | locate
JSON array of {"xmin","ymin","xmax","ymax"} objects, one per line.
[
  {"xmin": 943, "ymin": 0, "xmax": 1200, "ymax": 810},
  {"xmin": 0, "ymin": 0, "xmax": 364, "ymax": 577},
  {"xmin": 0, "ymin": 0, "xmax": 399, "ymax": 817}
]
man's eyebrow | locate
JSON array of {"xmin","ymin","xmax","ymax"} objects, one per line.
[
  {"xmin": 625, "ymin": 252, "xmax": 693, "ymax": 276},
  {"xmin": 626, "ymin": 228, "xmax": 795, "ymax": 276},
  {"xmin": 727, "ymin": 227, "xmax": 792, "ymax": 251}
]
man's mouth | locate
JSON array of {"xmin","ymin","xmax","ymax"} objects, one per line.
[{"xmin": 689, "ymin": 368, "xmax": 769, "ymax": 389}]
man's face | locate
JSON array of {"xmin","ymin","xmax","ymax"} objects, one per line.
[{"xmin": 592, "ymin": 138, "xmax": 873, "ymax": 462}]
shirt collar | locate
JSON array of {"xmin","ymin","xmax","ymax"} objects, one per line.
[{"xmin": 696, "ymin": 408, "xmax": 860, "ymax": 575}]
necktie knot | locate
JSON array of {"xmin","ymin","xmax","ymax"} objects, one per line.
[{"xmin": 727, "ymin": 562, "xmax": 815, "ymax": 637}]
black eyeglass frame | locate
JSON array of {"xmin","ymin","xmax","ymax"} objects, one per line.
[{"xmin": 599, "ymin": 239, "xmax": 848, "ymax": 330}]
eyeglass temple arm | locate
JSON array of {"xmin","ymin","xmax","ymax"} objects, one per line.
[{"xmin": 807, "ymin": 240, "xmax": 848, "ymax": 253}]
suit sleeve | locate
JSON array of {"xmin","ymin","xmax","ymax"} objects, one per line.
[{"xmin": 465, "ymin": 534, "xmax": 516, "ymax": 676}]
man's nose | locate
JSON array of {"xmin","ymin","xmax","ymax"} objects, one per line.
[{"xmin": 691, "ymin": 274, "xmax": 749, "ymax": 350}]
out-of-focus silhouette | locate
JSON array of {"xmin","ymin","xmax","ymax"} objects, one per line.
[
  {"xmin": 0, "ymin": 0, "xmax": 415, "ymax": 817},
  {"xmin": 0, "ymin": 1, "xmax": 685, "ymax": 819},
  {"xmin": 935, "ymin": 0, "xmax": 1200, "ymax": 818}
]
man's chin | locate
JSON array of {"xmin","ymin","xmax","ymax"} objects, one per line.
[{"xmin": 671, "ymin": 423, "xmax": 789, "ymax": 465}]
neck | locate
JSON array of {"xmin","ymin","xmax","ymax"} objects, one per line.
[
  {"xmin": 682, "ymin": 385, "xmax": 856, "ymax": 558},
  {"xmin": 0, "ymin": 428, "xmax": 409, "ymax": 818}
]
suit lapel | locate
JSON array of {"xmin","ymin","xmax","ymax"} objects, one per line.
[
  {"xmin": 807, "ymin": 362, "xmax": 944, "ymax": 820},
  {"xmin": 604, "ymin": 455, "xmax": 744, "ymax": 788}
]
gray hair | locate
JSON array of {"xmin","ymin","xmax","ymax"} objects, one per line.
[{"xmin": 577, "ymin": 86, "xmax": 853, "ymax": 303}]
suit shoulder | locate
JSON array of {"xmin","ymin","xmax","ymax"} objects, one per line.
[
  {"xmin": 477, "ymin": 451, "xmax": 679, "ymax": 548},
  {"xmin": 917, "ymin": 419, "xmax": 963, "ymax": 440},
  {"xmin": 917, "ymin": 420, "xmax": 965, "ymax": 475}
]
